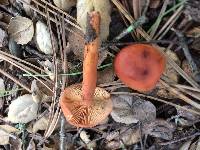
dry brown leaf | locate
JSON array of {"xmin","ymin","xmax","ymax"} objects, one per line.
[
  {"xmin": 0, "ymin": 28, "xmax": 7, "ymax": 47},
  {"xmin": 53, "ymin": 0, "xmax": 76, "ymax": 11},
  {"xmin": 97, "ymin": 67, "xmax": 115, "ymax": 85},
  {"xmin": 8, "ymin": 16, "xmax": 34, "ymax": 45},
  {"xmin": 111, "ymin": 95, "xmax": 156, "ymax": 124},
  {"xmin": 149, "ymin": 0, "xmax": 160, "ymax": 8},
  {"xmin": 7, "ymin": 94, "xmax": 38, "ymax": 123},
  {"xmin": 32, "ymin": 115, "xmax": 49, "ymax": 133},
  {"xmin": 143, "ymin": 119, "xmax": 175, "ymax": 140},
  {"xmin": 77, "ymin": 0, "xmax": 111, "ymax": 41},
  {"xmin": 35, "ymin": 21, "xmax": 58, "ymax": 55}
]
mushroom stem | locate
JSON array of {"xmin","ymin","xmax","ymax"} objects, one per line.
[{"xmin": 82, "ymin": 11, "xmax": 100, "ymax": 106}]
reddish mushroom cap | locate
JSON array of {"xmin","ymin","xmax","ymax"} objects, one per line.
[
  {"xmin": 60, "ymin": 84, "xmax": 113, "ymax": 128},
  {"xmin": 114, "ymin": 44, "xmax": 166, "ymax": 92}
]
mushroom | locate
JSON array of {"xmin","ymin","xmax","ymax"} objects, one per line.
[
  {"xmin": 114, "ymin": 44, "xmax": 166, "ymax": 92},
  {"xmin": 60, "ymin": 11, "xmax": 113, "ymax": 127}
]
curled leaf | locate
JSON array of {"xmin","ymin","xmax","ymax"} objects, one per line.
[
  {"xmin": 7, "ymin": 94, "xmax": 38, "ymax": 123},
  {"xmin": 8, "ymin": 16, "xmax": 34, "ymax": 45},
  {"xmin": 111, "ymin": 95, "xmax": 156, "ymax": 124}
]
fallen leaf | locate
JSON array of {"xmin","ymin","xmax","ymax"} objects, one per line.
[
  {"xmin": 32, "ymin": 115, "xmax": 49, "ymax": 133},
  {"xmin": 35, "ymin": 21, "xmax": 57, "ymax": 55},
  {"xmin": 143, "ymin": 119, "xmax": 175, "ymax": 140},
  {"xmin": 77, "ymin": 0, "xmax": 111, "ymax": 41},
  {"xmin": 0, "ymin": 129, "xmax": 10, "ymax": 145},
  {"xmin": 0, "ymin": 28, "xmax": 7, "ymax": 47},
  {"xmin": 7, "ymin": 94, "xmax": 38, "ymax": 123},
  {"xmin": 53, "ymin": 0, "xmax": 76, "ymax": 11},
  {"xmin": 111, "ymin": 95, "xmax": 156, "ymax": 124},
  {"xmin": 8, "ymin": 16, "xmax": 34, "ymax": 45}
]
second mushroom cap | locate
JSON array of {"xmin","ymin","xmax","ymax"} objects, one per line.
[{"xmin": 114, "ymin": 44, "xmax": 166, "ymax": 92}]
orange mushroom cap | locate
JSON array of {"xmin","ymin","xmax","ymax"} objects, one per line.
[
  {"xmin": 114, "ymin": 44, "xmax": 166, "ymax": 92},
  {"xmin": 60, "ymin": 84, "xmax": 113, "ymax": 128}
]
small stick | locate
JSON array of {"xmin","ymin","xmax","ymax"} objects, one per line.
[{"xmin": 82, "ymin": 12, "xmax": 100, "ymax": 106}]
